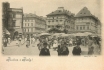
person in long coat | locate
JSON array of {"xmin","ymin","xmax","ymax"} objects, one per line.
[
  {"xmin": 88, "ymin": 46, "xmax": 94, "ymax": 55},
  {"xmin": 88, "ymin": 37, "xmax": 93, "ymax": 53},
  {"xmin": 39, "ymin": 43, "xmax": 50, "ymax": 56},
  {"xmin": 57, "ymin": 42, "xmax": 69, "ymax": 56},
  {"xmin": 72, "ymin": 44, "xmax": 81, "ymax": 55},
  {"xmin": 3, "ymin": 38, "xmax": 8, "ymax": 47},
  {"xmin": 92, "ymin": 42, "xmax": 100, "ymax": 55},
  {"xmin": 26, "ymin": 37, "xmax": 30, "ymax": 48}
]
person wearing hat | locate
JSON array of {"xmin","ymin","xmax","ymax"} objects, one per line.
[
  {"xmin": 72, "ymin": 44, "xmax": 82, "ymax": 55},
  {"xmin": 57, "ymin": 42, "xmax": 69, "ymax": 56},
  {"xmin": 39, "ymin": 43, "xmax": 50, "ymax": 56},
  {"xmin": 88, "ymin": 46, "xmax": 94, "ymax": 55}
]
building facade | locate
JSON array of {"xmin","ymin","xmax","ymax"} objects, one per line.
[
  {"xmin": 75, "ymin": 7, "xmax": 100, "ymax": 34},
  {"xmin": 8, "ymin": 8, "xmax": 23, "ymax": 39},
  {"xmin": 23, "ymin": 13, "xmax": 46, "ymax": 37},
  {"xmin": 46, "ymin": 7, "xmax": 75, "ymax": 33}
]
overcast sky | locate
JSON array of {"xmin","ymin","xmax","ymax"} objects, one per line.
[{"xmin": 3, "ymin": 0, "xmax": 102, "ymax": 20}]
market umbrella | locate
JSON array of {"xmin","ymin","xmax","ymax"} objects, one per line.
[
  {"xmin": 68, "ymin": 34, "xmax": 75, "ymax": 36},
  {"xmin": 90, "ymin": 34, "xmax": 98, "ymax": 37},
  {"xmin": 74, "ymin": 33, "xmax": 88, "ymax": 36},
  {"xmin": 61, "ymin": 34, "xmax": 69, "ymax": 37},
  {"xmin": 52, "ymin": 33, "xmax": 65, "ymax": 37},
  {"xmin": 53, "ymin": 33, "xmax": 65, "ymax": 35},
  {"xmin": 84, "ymin": 32, "xmax": 92, "ymax": 36},
  {"xmin": 39, "ymin": 33, "xmax": 51, "ymax": 37}
]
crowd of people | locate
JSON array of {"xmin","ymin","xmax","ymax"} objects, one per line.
[
  {"xmin": 2, "ymin": 34, "xmax": 101, "ymax": 56},
  {"xmin": 37, "ymin": 35, "xmax": 101, "ymax": 56}
]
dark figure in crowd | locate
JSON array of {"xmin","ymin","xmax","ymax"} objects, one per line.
[
  {"xmin": 39, "ymin": 43, "xmax": 50, "ymax": 56},
  {"xmin": 38, "ymin": 41, "xmax": 43, "ymax": 50},
  {"xmin": 26, "ymin": 37, "xmax": 30, "ymax": 48},
  {"xmin": 88, "ymin": 46, "xmax": 94, "ymax": 55},
  {"xmin": 94, "ymin": 37, "xmax": 101, "ymax": 49},
  {"xmin": 57, "ymin": 45, "xmax": 61, "ymax": 55},
  {"xmin": 72, "ymin": 44, "xmax": 81, "ymax": 55},
  {"xmin": 57, "ymin": 42, "xmax": 69, "ymax": 56},
  {"xmin": 3, "ymin": 38, "xmax": 8, "ymax": 47}
]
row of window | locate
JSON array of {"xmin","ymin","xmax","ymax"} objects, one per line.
[
  {"xmin": 23, "ymin": 20, "xmax": 34, "ymax": 22},
  {"xmin": 76, "ymin": 18, "xmax": 91, "ymax": 20},
  {"xmin": 12, "ymin": 14, "xmax": 22, "ymax": 18},
  {"xmin": 76, "ymin": 20, "xmax": 96, "ymax": 23},
  {"xmin": 47, "ymin": 16, "xmax": 70, "ymax": 19},
  {"xmin": 24, "ymin": 28, "xmax": 34, "ymax": 32},
  {"xmin": 76, "ymin": 25, "xmax": 89, "ymax": 30},
  {"xmin": 23, "ymin": 23, "xmax": 46, "ymax": 28},
  {"xmin": 48, "ymin": 20, "xmax": 72, "ymax": 23},
  {"xmin": 24, "ymin": 28, "xmax": 45, "ymax": 32},
  {"xmin": 23, "ymin": 23, "xmax": 33, "ymax": 27},
  {"xmin": 48, "ymin": 20, "xmax": 63, "ymax": 22},
  {"xmin": 65, "ymin": 26, "xmax": 74, "ymax": 29},
  {"xmin": 76, "ymin": 18, "xmax": 96, "ymax": 23},
  {"xmin": 47, "ymin": 17, "xmax": 62, "ymax": 19},
  {"xmin": 48, "ymin": 25, "xmax": 57, "ymax": 28},
  {"xmin": 47, "ymin": 25, "xmax": 89, "ymax": 30},
  {"xmin": 47, "ymin": 25, "xmax": 74, "ymax": 29}
]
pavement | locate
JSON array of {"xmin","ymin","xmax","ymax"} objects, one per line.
[{"xmin": 2, "ymin": 40, "xmax": 88, "ymax": 56}]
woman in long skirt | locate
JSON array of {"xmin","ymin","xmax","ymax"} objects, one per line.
[{"xmin": 53, "ymin": 39, "xmax": 58, "ymax": 50}]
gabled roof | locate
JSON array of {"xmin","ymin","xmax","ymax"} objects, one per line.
[
  {"xmin": 75, "ymin": 7, "xmax": 92, "ymax": 17},
  {"xmin": 46, "ymin": 7, "xmax": 74, "ymax": 16},
  {"xmin": 75, "ymin": 7, "xmax": 99, "ymax": 21}
]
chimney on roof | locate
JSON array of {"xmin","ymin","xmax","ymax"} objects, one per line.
[{"xmin": 57, "ymin": 7, "xmax": 64, "ymax": 11}]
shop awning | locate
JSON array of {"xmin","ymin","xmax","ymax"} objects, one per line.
[{"xmin": 5, "ymin": 28, "xmax": 10, "ymax": 35}]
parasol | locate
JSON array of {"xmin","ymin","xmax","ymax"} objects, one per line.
[
  {"xmin": 39, "ymin": 33, "xmax": 51, "ymax": 37},
  {"xmin": 74, "ymin": 33, "xmax": 88, "ymax": 36}
]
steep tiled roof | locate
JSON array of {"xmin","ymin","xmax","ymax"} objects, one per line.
[
  {"xmin": 75, "ymin": 7, "xmax": 99, "ymax": 21},
  {"xmin": 75, "ymin": 7, "xmax": 92, "ymax": 17},
  {"xmin": 46, "ymin": 7, "xmax": 73, "ymax": 16}
]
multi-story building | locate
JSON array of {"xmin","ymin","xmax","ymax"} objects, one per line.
[
  {"xmin": 8, "ymin": 8, "xmax": 23, "ymax": 39},
  {"xmin": 75, "ymin": 7, "xmax": 100, "ymax": 34},
  {"xmin": 46, "ymin": 7, "xmax": 75, "ymax": 33},
  {"xmin": 23, "ymin": 13, "xmax": 46, "ymax": 37}
]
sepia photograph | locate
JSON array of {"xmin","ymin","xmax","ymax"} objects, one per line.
[{"xmin": 2, "ymin": 0, "xmax": 102, "ymax": 56}]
